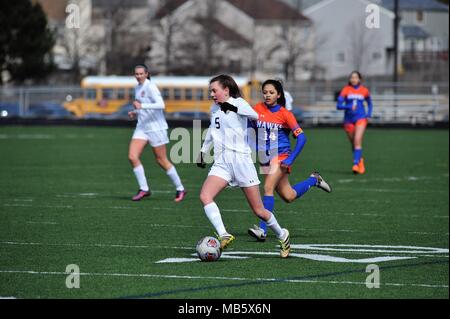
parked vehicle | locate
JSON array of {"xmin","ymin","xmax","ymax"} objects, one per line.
[
  {"xmin": 26, "ymin": 102, "xmax": 73, "ymax": 119},
  {"xmin": 0, "ymin": 103, "xmax": 21, "ymax": 118}
]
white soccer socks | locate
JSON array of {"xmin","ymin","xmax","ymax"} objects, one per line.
[
  {"xmin": 166, "ymin": 166, "xmax": 185, "ymax": 192},
  {"xmin": 133, "ymin": 165, "xmax": 149, "ymax": 192},
  {"xmin": 204, "ymin": 202, "xmax": 227, "ymax": 237},
  {"xmin": 266, "ymin": 213, "xmax": 286, "ymax": 240}
]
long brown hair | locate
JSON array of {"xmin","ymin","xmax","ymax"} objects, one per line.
[
  {"xmin": 210, "ymin": 75, "xmax": 242, "ymax": 98},
  {"xmin": 262, "ymin": 79, "xmax": 286, "ymax": 107},
  {"xmin": 348, "ymin": 70, "xmax": 362, "ymax": 86}
]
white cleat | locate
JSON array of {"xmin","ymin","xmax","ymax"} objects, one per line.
[
  {"xmin": 311, "ymin": 172, "xmax": 332, "ymax": 193},
  {"xmin": 248, "ymin": 225, "xmax": 267, "ymax": 242}
]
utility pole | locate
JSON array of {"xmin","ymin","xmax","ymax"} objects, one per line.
[
  {"xmin": 393, "ymin": 0, "xmax": 400, "ymax": 120},
  {"xmin": 393, "ymin": 0, "xmax": 399, "ymax": 82}
]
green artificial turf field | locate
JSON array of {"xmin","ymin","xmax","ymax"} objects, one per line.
[{"xmin": 0, "ymin": 125, "xmax": 448, "ymax": 299}]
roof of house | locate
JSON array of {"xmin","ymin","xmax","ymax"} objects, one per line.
[
  {"xmin": 226, "ymin": 0, "xmax": 310, "ymax": 20},
  {"xmin": 155, "ymin": 0, "xmax": 310, "ymax": 21},
  {"xmin": 33, "ymin": 0, "xmax": 68, "ymax": 21},
  {"xmin": 381, "ymin": 0, "xmax": 449, "ymax": 12},
  {"xmin": 195, "ymin": 17, "xmax": 252, "ymax": 46},
  {"xmin": 304, "ymin": 0, "xmax": 395, "ymax": 18},
  {"xmin": 92, "ymin": 0, "xmax": 148, "ymax": 8},
  {"xmin": 402, "ymin": 25, "xmax": 430, "ymax": 38},
  {"xmin": 155, "ymin": 0, "xmax": 189, "ymax": 19}
]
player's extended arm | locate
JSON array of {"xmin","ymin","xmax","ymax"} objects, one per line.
[
  {"xmin": 366, "ymin": 95, "xmax": 373, "ymax": 118},
  {"xmin": 220, "ymin": 99, "xmax": 259, "ymax": 120},
  {"xmin": 336, "ymin": 96, "xmax": 352, "ymax": 110},
  {"xmin": 237, "ymin": 100, "xmax": 259, "ymax": 120},
  {"xmin": 141, "ymin": 84, "xmax": 165, "ymax": 110},
  {"xmin": 280, "ymin": 131, "xmax": 307, "ymax": 173},
  {"xmin": 201, "ymin": 127, "xmax": 213, "ymax": 154},
  {"xmin": 197, "ymin": 127, "xmax": 213, "ymax": 169}
]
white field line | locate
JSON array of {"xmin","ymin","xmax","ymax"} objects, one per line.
[
  {"xmin": 4, "ymin": 202, "xmax": 448, "ymax": 221},
  {"xmin": 337, "ymin": 187, "xmax": 448, "ymax": 194},
  {"xmin": 0, "ymin": 134, "xmax": 98, "ymax": 140},
  {"xmin": 2, "ymin": 203, "xmax": 173, "ymax": 211},
  {"xmin": 0, "ymin": 269, "xmax": 447, "ymax": 289},
  {"xmin": 4, "ymin": 210, "xmax": 448, "ymax": 236},
  {"xmin": 0, "ymin": 241, "xmax": 448, "ymax": 258},
  {"xmin": 0, "ymin": 134, "xmax": 54, "ymax": 140},
  {"xmin": 10, "ymin": 216, "xmax": 449, "ymax": 236},
  {"xmin": 222, "ymin": 208, "xmax": 449, "ymax": 220},
  {"xmin": 55, "ymin": 191, "xmax": 175, "ymax": 198},
  {"xmin": 336, "ymin": 175, "xmax": 446, "ymax": 184},
  {"xmin": 0, "ymin": 241, "xmax": 194, "ymax": 250},
  {"xmin": 26, "ymin": 221, "xmax": 58, "ymax": 225}
]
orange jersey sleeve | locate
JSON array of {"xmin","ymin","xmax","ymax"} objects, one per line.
[{"xmin": 282, "ymin": 109, "xmax": 303, "ymax": 137}]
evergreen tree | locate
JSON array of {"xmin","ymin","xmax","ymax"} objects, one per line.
[{"xmin": 0, "ymin": 0, "xmax": 55, "ymax": 84}]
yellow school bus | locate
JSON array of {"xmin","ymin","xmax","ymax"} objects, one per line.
[{"xmin": 64, "ymin": 76, "xmax": 258, "ymax": 117}]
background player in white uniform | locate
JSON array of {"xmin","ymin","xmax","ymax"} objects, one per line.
[
  {"xmin": 128, "ymin": 64, "xmax": 187, "ymax": 202},
  {"xmin": 285, "ymin": 91, "xmax": 294, "ymax": 112},
  {"xmin": 197, "ymin": 75, "xmax": 291, "ymax": 258}
]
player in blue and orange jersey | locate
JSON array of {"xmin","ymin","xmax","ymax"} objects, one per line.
[
  {"xmin": 337, "ymin": 71, "xmax": 373, "ymax": 175},
  {"xmin": 247, "ymin": 80, "xmax": 332, "ymax": 242}
]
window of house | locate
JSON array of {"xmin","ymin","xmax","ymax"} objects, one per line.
[
  {"xmin": 336, "ymin": 52, "xmax": 346, "ymax": 64},
  {"xmin": 416, "ymin": 11, "xmax": 425, "ymax": 24},
  {"xmin": 372, "ymin": 51, "xmax": 382, "ymax": 60}
]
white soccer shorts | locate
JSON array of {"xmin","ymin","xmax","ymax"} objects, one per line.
[
  {"xmin": 132, "ymin": 129, "xmax": 169, "ymax": 148},
  {"xmin": 208, "ymin": 152, "xmax": 260, "ymax": 188}
]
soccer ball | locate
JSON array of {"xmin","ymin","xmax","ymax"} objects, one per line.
[{"xmin": 196, "ymin": 237, "xmax": 221, "ymax": 262}]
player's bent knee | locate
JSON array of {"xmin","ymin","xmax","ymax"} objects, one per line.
[
  {"xmin": 157, "ymin": 156, "xmax": 171, "ymax": 168},
  {"xmin": 280, "ymin": 193, "xmax": 296, "ymax": 203},
  {"xmin": 199, "ymin": 192, "xmax": 213, "ymax": 205},
  {"xmin": 128, "ymin": 154, "xmax": 139, "ymax": 165}
]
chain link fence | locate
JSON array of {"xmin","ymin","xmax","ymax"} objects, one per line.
[{"xmin": 1, "ymin": 82, "xmax": 448, "ymax": 125}]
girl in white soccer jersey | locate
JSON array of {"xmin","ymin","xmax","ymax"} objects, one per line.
[
  {"xmin": 128, "ymin": 64, "xmax": 187, "ymax": 202},
  {"xmin": 197, "ymin": 75, "xmax": 291, "ymax": 258}
]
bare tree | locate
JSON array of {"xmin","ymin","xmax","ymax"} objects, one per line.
[
  {"xmin": 61, "ymin": 25, "xmax": 102, "ymax": 82},
  {"xmin": 347, "ymin": 17, "xmax": 379, "ymax": 73},
  {"xmin": 153, "ymin": 0, "xmax": 252, "ymax": 75},
  {"xmin": 264, "ymin": 20, "xmax": 314, "ymax": 83},
  {"xmin": 101, "ymin": 0, "xmax": 152, "ymax": 74}
]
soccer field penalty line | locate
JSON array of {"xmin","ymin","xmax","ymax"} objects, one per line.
[{"xmin": 0, "ymin": 269, "xmax": 447, "ymax": 290}]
